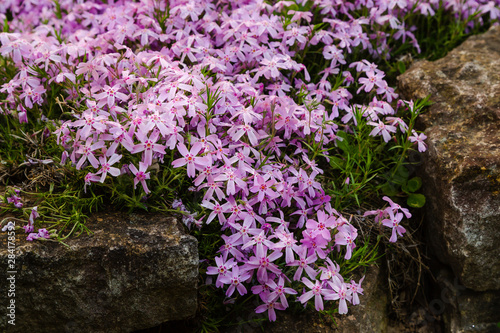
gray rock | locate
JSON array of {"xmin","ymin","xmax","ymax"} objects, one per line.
[
  {"xmin": 397, "ymin": 25, "xmax": 500, "ymax": 292},
  {"xmin": 436, "ymin": 268, "xmax": 500, "ymax": 333},
  {"xmin": 0, "ymin": 213, "xmax": 198, "ymax": 333}
]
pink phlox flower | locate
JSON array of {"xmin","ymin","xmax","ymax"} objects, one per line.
[
  {"xmin": 172, "ymin": 142, "xmax": 211, "ymax": 178},
  {"xmin": 227, "ymin": 212, "xmax": 255, "ymax": 244},
  {"xmin": 288, "ymin": 247, "xmax": 318, "ymax": 281},
  {"xmin": 250, "ymin": 174, "xmax": 277, "ymax": 202},
  {"xmin": 382, "ymin": 196, "xmax": 412, "ymax": 218},
  {"xmin": 206, "ymin": 256, "xmax": 235, "ymax": 288},
  {"xmin": 72, "ymin": 111, "xmax": 107, "ymax": 139},
  {"xmin": 367, "ymin": 120, "xmax": 397, "ymax": 142},
  {"xmin": 266, "ymin": 275, "xmax": 297, "ymax": 308},
  {"xmin": 386, "ymin": 117, "xmax": 408, "ymax": 132},
  {"xmin": 218, "ymin": 234, "xmax": 244, "ymax": 261},
  {"xmin": 306, "ymin": 210, "xmax": 335, "ymax": 242},
  {"xmin": 96, "ymin": 154, "xmax": 122, "ymax": 183},
  {"xmin": 382, "ymin": 209, "xmax": 406, "ymax": 243},
  {"xmin": 200, "ymin": 175, "xmax": 225, "ymax": 201},
  {"xmin": 227, "ymin": 123, "xmax": 261, "ymax": 146},
  {"xmin": 334, "ymin": 223, "xmax": 357, "ymax": 259},
  {"xmin": 201, "ymin": 199, "xmax": 227, "ymax": 225},
  {"xmin": 76, "ymin": 138, "xmax": 105, "ymax": 170},
  {"xmin": 129, "ymin": 162, "xmax": 151, "ymax": 194},
  {"xmin": 301, "ymin": 170, "xmax": 322, "ymax": 198},
  {"xmin": 357, "ymin": 70, "xmax": 386, "ymax": 94},
  {"xmin": 26, "ymin": 232, "xmax": 39, "ymax": 241},
  {"xmin": 349, "ymin": 276, "xmax": 365, "ymax": 305},
  {"xmin": 255, "ymin": 298, "xmax": 285, "ymax": 322},
  {"xmin": 220, "ymin": 265, "xmax": 251, "ymax": 297},
  {"xmin": 94, "ymin": 84, "xmax": 129, "ymax": 108},
  {"xmin": 325, "ymin": 275, "xmax": 352, "ymax": 314},
  {"xmin": 363, "ymin": 209, "xmax": 388, "ymax": 223},
  {"xmin": 319, "ymin": 258, "xmax": 342, "ymax": 281},
  {"xmin": 300, "ymin": 230, "xmax": 329, "ymax": 259},
  {"xmin": 241, "ymin": 229, "xmax": 274, "ymax": 258},
  {"xmin": 37, "ymin": 228, "xmax": 50, "ymax": 239},
  {"xmin": 242, "ymin": 247, "xmax": 283, "ymax": 284},
  {"xmin": 271, "ymin": 227, "xmax": 299, "ymax": 264},
  {"xmin": 28, "ymin": 206, "xmax": 39, "ymax": 225},
  {"xmin": 298, "ymin": 277, "xmax": 334, "ymax": 311},
  {"xmin": 409, "ymin": 130, "xmax": 427, "ymax": 152},
  {"xmin": 266, "ymin": 209, "xmax": 289, "ymax": 227},
  {"xmin": 133, "ymin": 131, "xmax": 167, "ymax": 167}
]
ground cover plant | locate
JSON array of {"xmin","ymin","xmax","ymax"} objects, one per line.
[{"xmin": 1, "ymin": 0, "xmax": 499, "ymax": 331}]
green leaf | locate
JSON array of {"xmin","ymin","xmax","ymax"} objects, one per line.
[
  {"xmin": 381, "ymin": 182, "xmax": 399, "ymax": 196},
  {"xmin": 397, "ymin": 165, "xmax": 410, "ymax": 179},
  {"xmin": 407, "ymin": 193, "xmax": 426, "ymax": 208},
  {"xmin": 329, "ymin": 156, "xmax": 345, "ymax": 169},
  {"xmin": 407, "ymin": 177, "xmax": 422, "ymax": 192}
]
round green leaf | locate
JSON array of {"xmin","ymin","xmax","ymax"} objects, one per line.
[
  {"xmin": 407, "ymin": 193, "xmax": 426, "ymax": 208},
  {"xmin": 407, "ymin": 177, "xmax": 422, "ymax": 192}
]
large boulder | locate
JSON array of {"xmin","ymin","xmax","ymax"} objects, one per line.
[
  {"xmin": 0, "ymin": 212, "xmax": 198, "ymax": 333},
  {"xmin": 397, "ymin": 25, "xmax": 500, "ymax": 293}
]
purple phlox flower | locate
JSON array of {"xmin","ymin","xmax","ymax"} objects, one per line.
[
  {"xmin": 218, "ymin": 234, "xmax": 244, "ymax": 261},
  {"xmin": 267, "ymin": 275, "xmax": 297, "ymax": 308},
  {"xmin": 334, "ymin": 224, "xmax": 357, "ymax": 259},
  {"xmin": 350, "ymin": 276, "xmax": 365, "ymax": 305},
  {"xmin": 255, "ymin": 298, "xmax": 286, "ymax": 322},
  {"xmin": 382, "ymin": 209, "xmax": 406, "ymax": 243},
  {"xmin": 382, "ymin": 196, "xmax": 411, "ymax": 218},
  {"xmin": 129, "ymin": 162, "xmax": 151, "ymax": 194},
  {"xmin": 72, "ymin": 111, "xmax": 107, "ymax": 139},
  {"xmin": 28, "ymin": 206, "xmax": 39, "ymax": 224},
  {"xmin": 220, "ymin": 265, "xmax": 251, "ymax": 297},
  {"xmin": 133, "ymin": 131, "xmax": 167, "ymax": 167},
  {"xmin": 96, "ymin": 154, "xmax": 122, "ymax": 183},
  {"xmin": 300, "ymin": 229, "xmax": 329, "ymax": 259},
  {"xmin": 306, "ymin": 210, "xmax": 336, "ymax": 242},
  {"xmin": 301, "ymin": 170, "xmax": 322, "ymax": 198},
  {"xmin": 201, "ymin": 198, "xmax": 227, "ymax": 225},
  {"xmin": 206, "ymin": 256, "xmax": 235, "ymax": 288},
  {"xmin": 319, "ymin": 258, "xmax": 342, "ymax": 281},
  {"xmin": 325, "ymin": 276, "xmax": 352, "ymax": 314},
  {"xmin": 250, "ymin": 174, "xmax": 277, "ymax": 202},
  {"xmin": 93, "ymin": 84, "xmax": 128, "ymax": 107},
  {"xmin": 242, "ymin": 246, "xmax": 283, "ymax": 284},
  {"xmin": 7, "ymin": 194, "xmax": 23, "ymax": 208},
  {"xmin": 288, "ymin": 246, "xmax": 318, "ymax": 281},
  {"xmin": 76, "ymin": 138, "xmax": 105, "ymax": 170},
  {"xmin": 298, "ymin": 277, "xmax": 334, "ymax": 311},
  {"xmin": 37, "ymin": 228, "xmax": 50, "ymax": 239},
  {"xmin": 363, "ymin": 209, "xmax": 388, "ymax": 223},
  {"xmin": 241, "ymin": 229, "xmax": 274, "ymax": 258},
  {"xmin": 367, "ymin": 120, "xmax": 397, "ymax": 142},
  {"xmin": 26, "ymin": 232, "xmax": 39, "ymax": 241},
  {"xmin": 409, "ymin": 130, "xmax": 427, "ymax": 152},
  {"xmin": 271, "ymin": 226, "xmax": 299, "ymax": 264},
  {"xmin": 172, "ymin": 142, "xmax": 211, "ymax": 178}
]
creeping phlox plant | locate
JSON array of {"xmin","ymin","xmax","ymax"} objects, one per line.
[{"xmin": 0, "ymin": 0, "xmax": 498, "ymax": 324}]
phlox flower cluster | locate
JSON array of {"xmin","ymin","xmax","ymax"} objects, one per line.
[{"xmin": 0, "ymin": 0, "xmax": 498, "ymax": 321}]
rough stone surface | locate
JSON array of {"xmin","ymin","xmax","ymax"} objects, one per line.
[
  {"xmin": 436, "ymin": 268, "xmax": 500, "ymax": 333},
  {"xmin": 0, "ymin": 212, "xmax": 198, "ymax": 333},
  {"xmin": 397, "ymin": 25, "xmax": 500, "ymax": 292}
]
